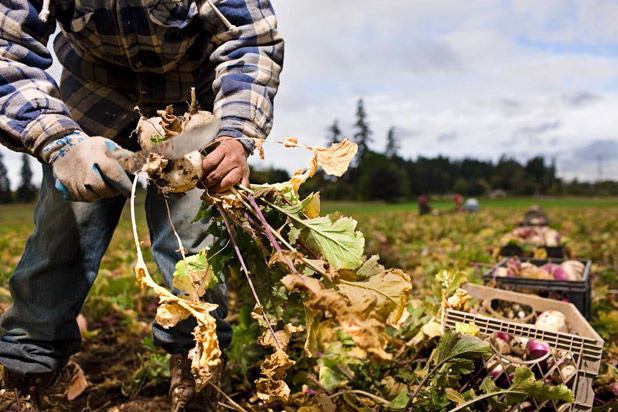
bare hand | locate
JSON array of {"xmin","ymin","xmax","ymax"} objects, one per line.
[{"xmin": 201, "ymin": 137, "xmax": 249, "ymax": 193}]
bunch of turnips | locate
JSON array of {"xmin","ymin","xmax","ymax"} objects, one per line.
[{"xmin": 493, "ymin": 258, "xmax": 585, "ymax": 281}]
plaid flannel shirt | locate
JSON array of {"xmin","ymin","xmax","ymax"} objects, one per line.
[{"xmin": 0, "ymin": 0, "xmax": 284, "ymax": 160}]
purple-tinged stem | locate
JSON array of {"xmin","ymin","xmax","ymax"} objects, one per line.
[
  {"xmin": 246, "ymin": 193, "xmax": 299, "ymax": 275},
  {"xmin": 216, "ymin": 204, "xmax": 282, "ymax": 351},
  {"xmin": 296, "ymin": 237, "xmax": 320, "ymax": 260}
]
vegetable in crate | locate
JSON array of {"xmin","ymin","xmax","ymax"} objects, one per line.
[
  {"xmin": 494, "ymin": 258, "xmax": 585, "ymax": 280},
  {"xmin": 500, "ymin": 225, "xmax": 564, "ymax": 248}
]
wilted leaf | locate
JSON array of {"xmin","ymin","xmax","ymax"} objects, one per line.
[
  {"xmin": 337, "ymin": 268, "xmax": 412, "ymax": 328},
  {"xmin": 313, "ymin": 138, "xmax": 358, "ymax": 177},
  {"xmin": 455, "ymin": 322, "xmax": 480, "ymax": 336},
  {"xmin": 172, "ymin": 250, "xmax": 217, "ymax": 298},
  {"xmin": 387, "ymin": 390, "xmax": 409, "ymax": 409},
  {"xmin": 445, "ymin": 388, "xmax": 466, "ymax": 406},
  {"xmin": 67, "ymin": 363, "xmax": 88, "ymax": 401},
  {"xmin": 281, "ymin": 274, "xmax": 391, "ymax": 361},
  {"xmin": 187, "ymin": 301, "xmax": 222, "ymax": 391},
  {"xmin": 421, "ymin": 320, "xmax": 442, "ymax": 338},
  {"xmin": 258, "ymin": 323, "xmax": 304, "ymax": 350},
  {"xmin": 156, "ymin": 301, "xmax": 191, "ymax": 329},
  {"xmin": 255, "ymin": 349, "xmax": 295, "ymax": 402}
]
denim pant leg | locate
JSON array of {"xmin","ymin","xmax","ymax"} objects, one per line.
[
  {"xmin": 0, "ymin": 165, "xmax": 126, "ymax": 376},
  {"xmin": 148, "ymin": 185, "xmax": 232, "ymax": 353}
]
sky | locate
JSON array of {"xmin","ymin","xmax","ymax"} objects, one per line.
[{"xmin": 2, "ymin": 0, "xmax": 618, "ymax": 189}]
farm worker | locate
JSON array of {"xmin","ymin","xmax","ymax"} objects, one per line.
[
  {"xmin": 0, "ymin": 0, "xmax": 283, "ymax": 410},
  {"xmin": 418, "ymin": 194, "xmax": 432, "ymax": 215}
]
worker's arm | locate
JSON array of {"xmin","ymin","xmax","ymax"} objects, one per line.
[
  {"xmin": 0, "ymin": 0, "xmax": 85, "ymax": 158},
  {"xmin": 200, "ymin": 0, "xmax": 284, "ymax": 192}
]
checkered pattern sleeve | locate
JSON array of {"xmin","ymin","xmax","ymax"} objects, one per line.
[
  {"xmin": 0, "ymin": 0, "xmax": 83, "ymax": 158},
  {"xmin": 205, "ymin": 0, "xmax": 284, "ymax": 153}
]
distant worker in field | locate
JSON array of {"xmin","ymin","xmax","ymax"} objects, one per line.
[
  {"xmin": 463, "ymin": 198, "xmax": 480, "ymax": 212},
  {"xmin": 0, "ymin": 1, "xmax": 283, "ymax": 410},
  {"xmin": 453, "ymin": 193, "xmax": 464, "ymax": 213},
  {"xmin": 418, "ymin": 194, "xmax": 432, "ymax": 215}
]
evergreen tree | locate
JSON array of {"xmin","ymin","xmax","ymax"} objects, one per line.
[
  {"xmin": 327, "ymin": 119, "xmax": 342, "ymax": 145},
  {"xmin": 16, "ymin": 154, "xmax": 36, "ymax": 203},
  {"xmin": 385, "ymin": 126, "xmax": 400, "ymax": 158},
  {"xmin": 353, "ymin": 98, "xmax": 373, "ymax": 160},
  {"xmin": 0, "ymin": 152, "xmax": 11, "ymax": 203}
]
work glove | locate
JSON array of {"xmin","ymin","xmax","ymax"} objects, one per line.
[{"xmin": 41, "ymin": 131, "xmax": 134, "ymax": 202}]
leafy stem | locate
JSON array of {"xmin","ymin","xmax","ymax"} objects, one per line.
[
  {"xmin": 215, "ymin": 203, "xmax": 282, "ymax": 351},
  {"xmin": 448, "ymin": 390, "xmax": 527, "ymax": 412}
]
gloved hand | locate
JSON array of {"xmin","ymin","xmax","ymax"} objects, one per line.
[{"xmin": 41, "ymin": 131, "xmax": 134, "ymax": 202}]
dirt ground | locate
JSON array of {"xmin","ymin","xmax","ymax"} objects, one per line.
[{"xmin": 0, "ymin": 301, "xmax": 175, "ymax": 412}]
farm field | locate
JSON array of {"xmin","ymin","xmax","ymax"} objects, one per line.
[{"xmin": 0, "ymin": 196, "xmax": 617, "ymax": 411}]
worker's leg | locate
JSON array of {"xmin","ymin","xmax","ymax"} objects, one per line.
[
  {"xmin": 0, "ymin": 164, "xmax": 126, "ymax": 375},
  {"xmin": 147, "ymin": 186, "xmax": 232, "ymax": 353}
]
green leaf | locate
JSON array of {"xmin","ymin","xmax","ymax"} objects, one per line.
[
  {"xmin": 354, "ymin": 255, "xmax": 384, "ymax": 280},
  {"xmin": 434, "ymin": 331, "xmax": 491, "ymax": 367},
  {"xmin": 508, "ymin": 367, "xmax": 574, "ymax": 403},
  {"xmin": 387, "ymin": 390, "xmax": 409, "ymax": 409},
  {"xmin": 299, "ymin": 213, "xmax": 365, "ymax": 270},
  {"xmin": 172, "ymin": 250, "xmax": 219, "ymax": 295},
  {"xmin": 270, "ymin": 200, "xmax": 364, "ymax": 270},
  {"xmin": 445, "ymin": 388, "xmax": 466, "ymax": 406}
]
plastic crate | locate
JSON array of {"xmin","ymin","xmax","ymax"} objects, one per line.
[
  {"xmin": 444, "ymin": 284, "xmax": 604, "ymax": 412},
  {"xmin": 483, "ymin": 257, "xmax": 591, "ymax": 319},
  {"xmin": 499, "ymin": 244, "xmax": 565, "ymax": 259}
]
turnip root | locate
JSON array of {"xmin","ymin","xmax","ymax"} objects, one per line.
[
  {"xmin": 136, "ymin": 101, "xmax": 215, "ymax": 194},
  {"xmin": 526, "ymin": 340, "xmax": 550, "ymax": 360},
  {"xmin": 495, "ymin": 267, "xmax": 512, "ymax": 277},
  {"xmin": 491, "ymin": 332, "xmax": 512, "ymax": 355},
  {"xmin": 510, "ymin": 336, "xmax": 529, "ymax": 357},
  {"xmin": 543, "ymin": 228, "xmax": 561, "ymax": 247},
  {"xmin": 560, "ymin": 260, "xmax": 585, "ymax": 281},
  {"xmin": 535, "ymin": 310, "xmax": 568, "ymax": 333},
  {"xmin": 552, "ymin": 362, "xmax": 577, "ymax": 384},
  {"xmin": 540, "ymin": 263, "xmax": 568, "ymax": 280}
]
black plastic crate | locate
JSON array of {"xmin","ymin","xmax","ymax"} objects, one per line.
[
  {"xmin": 499, "ymin": 244, "xmax": 565, "ymax": 259},
  {"xmin": 483, "ymin": 257, "xmax": 592, "ymax": 319}
]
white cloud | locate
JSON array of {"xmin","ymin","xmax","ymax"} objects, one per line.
[{"xmin": 2, "ymin": 0, "xmax": 617, "ymax": 188}]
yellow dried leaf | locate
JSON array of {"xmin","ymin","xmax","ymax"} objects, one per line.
[
  {"xmin": 156, "ymin": 301, "xmax": 191, "ymax": 329},
  {"xmin": 255, "ymin": 349, "xmax": 295, "ymax": 402},
  {"xmin": 268, "ymin": 250, "xmax": 306, "ymax": 268},
  {"xmin": 283, "ymin": 136, "xmax": 299, "ymax": 147},
  {"xmin": 258, "ymin": 323, "xmax": 304, "ymax": 350},
  {"xmin": 187, "ymin": 301, "xmax": 222, "ymax": 391},
  {"xmin": 313, "ymin": 139, "xmax": 358, "ymax": 177},
  {"xmin": 336, "ymin": 268, "xmax": 412, "ymax": 329},
  {"xmin": 421, "ymin": 320, "xmax": 442, "ymax": 338},
  {"xmin": 254, "ymin": 138, "xmax": 265, "ymax": 160},
  {"xmin": 281, "ymin": 275, "xmax": 391, "ymax": 361},
  {"xmin": 446, "ymin": 288, "xmax": 472, "ymax": 311},
  {"xmin": 304, "ymin": 192, "xmax": 321, "ymax": 218}
]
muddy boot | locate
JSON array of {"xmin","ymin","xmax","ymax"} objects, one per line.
[
  {"xmin": 0, "ymin": 369, "xmax": 58, "ymax": 411},
  {"xmin": 169, "ymin": 354, "xmax": 223, "ymax": 412}
]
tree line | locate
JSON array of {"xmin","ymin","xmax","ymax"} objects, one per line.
[
  {"xmin": 300, "ymin": 98, "xmax": 618, "ymax": 201},
  {"xmin": 1, "ymin": 101, "xmax": 616, "ymax": 205}
]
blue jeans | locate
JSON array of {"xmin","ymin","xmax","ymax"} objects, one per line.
[{"xmin": 0, "ymin": 165, "xmax": 231, "ymax": 376}]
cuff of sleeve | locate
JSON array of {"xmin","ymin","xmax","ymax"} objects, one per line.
[
  {"xmin": 218, "ymin": 117, "xmax": 262, "ymax": 155},
  {"xmin": 22, "ymin": 114, "xmax": 88, "ymax": 163}
]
